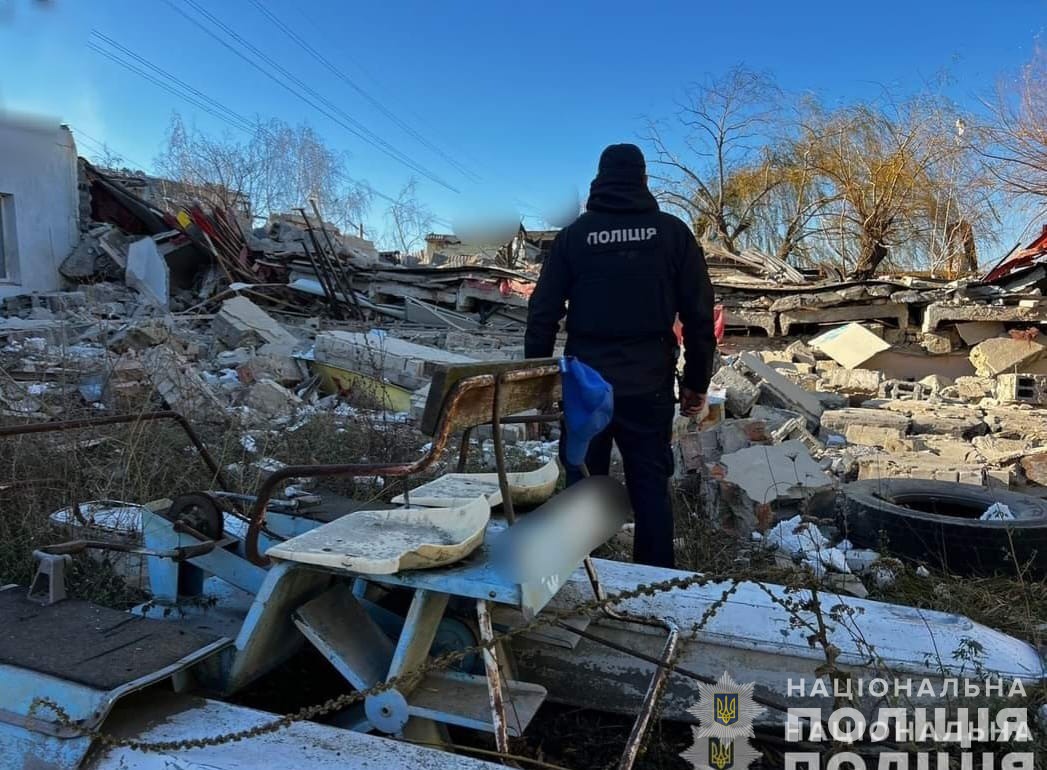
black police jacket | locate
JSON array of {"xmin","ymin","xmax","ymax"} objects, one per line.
[{"xmin": 524, "ymin": 173, "xmax": 716, "ymax": 397}]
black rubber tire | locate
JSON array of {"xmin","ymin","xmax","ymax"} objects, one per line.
[{"xmin": 838, "ymin": 479, "xmax": 1047, "ymax": 577}]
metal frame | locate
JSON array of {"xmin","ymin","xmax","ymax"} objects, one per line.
[
  {"xmin": 244, "ymin": 364, "xmax": 561, "ymax": 564},
  {"xmin": 0, "ymin": 411, "xmax": 232, "ymax": 492}
]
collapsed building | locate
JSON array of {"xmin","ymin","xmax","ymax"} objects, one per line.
[{"xmin": 2, "ymin": 118, "xmax": 1047, "ymax": 768}]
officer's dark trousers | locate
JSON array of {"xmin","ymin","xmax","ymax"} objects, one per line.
[{"xmin": 561, "ymin": 390, "xmax": 676, "ymax": 569}]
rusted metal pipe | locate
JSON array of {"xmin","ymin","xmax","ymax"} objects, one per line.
[
  {"xmin": 0, "ymin": 411, "xmax": 231, "ymax": 491},
  {"xmin": 477, "ymin": 599, "xmax": 511, "ymax": 755},
  {"xmin": 456, "ymin": 426, "xmax": 475, "ymax": 472},
  {"xmin": 38, "ymin": 537, "xmax": 218, "ymax": 560},
  {"xmin": 490, "ymin": 374, "xmax": 516, "ymax": 525},
  {"xmin": 617, "ymin": 618, "xmax": 681, "ymax": 770}
]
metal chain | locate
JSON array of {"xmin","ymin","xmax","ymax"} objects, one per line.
[
  {"xmin": 618, "ymin": 580, "xmax": 742, "ymax": 769},
  {"xmin": 31, "ymin": 569, "xmax": 741, "ymax": 753}
]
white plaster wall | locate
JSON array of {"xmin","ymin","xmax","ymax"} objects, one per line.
[{"xmin": 0, "ymin": 116, "xmax": 80, "ymax": 298}]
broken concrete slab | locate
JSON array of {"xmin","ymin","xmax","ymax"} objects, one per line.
[
  {"xmin": 969, "ymin": 337, "xmax": 1047, "ymax": 377},
  {"xmin": 923, "ymin": 300, "xmax": 1047, "ymax": 333},
  {"xmin": 779, "ymin": 303, "xmax": 907, "ymax": 337},
  {"xmin": 245, "ymin": 378, "xmax": 303, "ymax": 418},
  {"xmin": 214, "ymin": 296, "xmax": 298, "ymax": 349},
  {"xmin": 877, "ymin": 401, "xmax": 987, "ymax": 438},
  {"xmin": 956, "ymin": 321, "xmax": 1006, "ymax": 346},
  {"xmin": 141, "ymin": 345, "xmax": 225, "ymax": 416},
  {"xmin": 720, "ymin": 440, "xmax": 832, "ymax": 504},
  {"xmin": 1020, "ymin": 452, "xmax": 1047, "ymax": 485},
  {"xmin": 970, "ymin": 435, "xmax": 1033, "ymax": 464},
  {"xmin": 842, "ymin": 424, "xmax": 907, "ymax": 447},
  {"xmin": 820, "ymin": 408, "xmax": 910, "ymax": 436},
  {"xmin": 749, "ymin": 404, "xmax": 803, "ymax": 432},
  {"xmin": 919, "ymin": 435, "xmax": 985, "ymax": 463},
  {"xmin": 954, "ymin": 376, "xmax": 996, "ymax": 401},
  {"xmin": 856, "ymin": 452, "xmax": 985, "ymax": 485},
  {"xmin": 710, "ymin": 365, "xmax": 759, "ymax": 417},
  {"xmin": 721, "ymin": 308, "xmax": 776, "ymax": 336},
  {"xmin": 125, "ymin": 237, "xmax": 170, "ymax": 308},
  {"xmin": 736, "ymin": 353, "xmax": 823, "ymax": 430},
  {"xmin": 314, "ymin": 330, "xmax": 476, "ymax": 391},
  {"xmin": 809, "ymin": 323, "xmax": 891, "ymax": 370}
]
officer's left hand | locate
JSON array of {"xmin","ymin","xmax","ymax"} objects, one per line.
[{"xmin": 680, "ymin": 388, "xmax": 706, "ymax": 417}]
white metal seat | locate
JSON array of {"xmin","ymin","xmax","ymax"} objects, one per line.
[
  {"xmin": 390, "ymin": 457, "xmax": 559, "ymax": 509},
  {"xmin": 265, "ymin": 496, "xmax": 490, "ymax": 575}
]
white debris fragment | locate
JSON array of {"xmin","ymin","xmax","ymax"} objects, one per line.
[
  {"xmin": 916, "ymin": 565, "xmax": 931, "ymax": 577},
  {"xmin": 980, "ymin": 502, "xmax": 1015, "ymax": 521},
  {"xmin": 871, "ymin": 562, "xmax": 899, "ymax": 588},
  {"xmin": 844, "ymin": 549, "xmax": 881, "ymax": 574},
  {"xmin": 240, "ymin": 434, "xmax": 258, "ymax": 453},
  {"xmin": 765, "ymin": 515, "xmax": 851, "ymax": 574}
]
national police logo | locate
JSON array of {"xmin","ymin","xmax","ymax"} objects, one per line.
[
  {"xmin": 680, "ymin": 732, "xmax": 761, "ymax": 770},
  {"xmin": 689, "ymin": 671, "xmax": 764, "ymax": 740}
]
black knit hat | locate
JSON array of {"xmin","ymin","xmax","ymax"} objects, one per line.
[{"xmin": 597, "ymin": 143, "xmax": 646, "ymax": 179}]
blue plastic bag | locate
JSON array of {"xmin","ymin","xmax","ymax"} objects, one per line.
[{"xmin": 560, "ymin": 356, "xmax": 614, "ymax": 467}]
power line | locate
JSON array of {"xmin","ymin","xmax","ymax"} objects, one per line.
[
  {"xmin": 167, "ymin": 0, "xmax": 459, "ymax": 194},
  {"xmin": 86, "ymin": 34, "xmax": 453, "ymax": 230},
  {"xmin": 245, "ymin": 0, "xmax": 481, "ymax": 184}
]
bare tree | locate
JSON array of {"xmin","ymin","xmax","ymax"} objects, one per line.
[
  {"xmin": 382, "ymin": 179, "xmax": 434, "ymax": 256},
  {"xmin": 979, "ymin": 44, "xmax": 1047, "ymax": 205},
  {"xmin": 645, "ymin": 67, "xmax": 785, "ymax": 253},
  {"xmin": 800, "ymin": 96, "xmax": 979, "ymax": 278},
  {"xmin": 156, "ymin": 112, "xmax": 370, "ymax": 228}
]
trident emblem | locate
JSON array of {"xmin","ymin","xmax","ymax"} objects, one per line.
[
  {"xmin": 714, "ymin": 693, "xmax": 738, "ymax": 726},
  {"xmin": 708, "ymin": 737, "xmax": 734, "ymax": 769}
]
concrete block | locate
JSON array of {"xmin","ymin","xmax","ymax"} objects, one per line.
[
  {"xmin": 995, "ymin": 373, "xmax": 1047, "ymax": 405},
  {"xmin": 214, "ymin": 296, "xmax": 298, "ymax": 349},
  {"xmin": 824, "ymin": 367, "xmax": 883, "ymax": 394},
  {"xmin": 969, "ymin": 337, "xmax": 1047, "ymax": 377},
  {"xmin": 710, "ymin": 365, "xmax": 759, "ymax": 416},
  {"xmin": 246, "ymin": 378, "xmax": 302, "ymax": 417},
  {"xmin": 784, "ymin": 340, "xmax": 818, "ymax": 365},
  {"xmin": 736, "ymin": 353, "xmax": 823, "ymax": 431},
  {"xmin": 749, "ymin": 404, "xmax": 803, "ymax": 432},
  {"xmin": 920, "ymin": 331, "xmax": 955, "ymax": 354},
  {"xmin": 986, "ymin": 467, "xmax": 1014, "ymax": 488}
]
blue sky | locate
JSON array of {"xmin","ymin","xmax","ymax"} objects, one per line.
[{"xmin": 0, "ymin": 0, "xmax": 1043, "ymax": 240}]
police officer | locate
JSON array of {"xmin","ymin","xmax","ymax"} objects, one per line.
[{"xmin": 525, "ymin": 143, "xmax": 716, "ymax": 569}]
